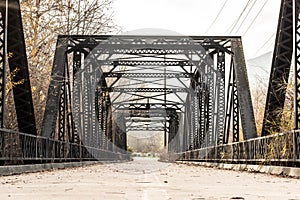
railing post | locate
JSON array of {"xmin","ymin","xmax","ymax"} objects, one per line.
[
  {"xmin": 9, "ymin": 130, "xmax": 12, "ymax": 162},
  {"xmin": 80, "ymin": 142, "xmax": 82, "ymax": 161},
  {"xmin": 35, "ymin": 135, "xmax": 38, "ymax": 160},
  {"xmin": 0, "ymin": 131, "xmax": 3, "ymax": 162},
  {"xmin": 46, "ymin": 138, "xmax": 49, "ymax": 161},
  {"xmin": 293, "ymin": 130, "xmax": 299, "ymax": 162}
]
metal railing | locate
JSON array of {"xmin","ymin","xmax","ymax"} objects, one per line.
[
  {"xmin": 178, "ymin": 130, "xmax": 300, "ymax": 166},
  {"xmin": 0, "ymin": 128, "xmax": 128, "ymax": 164}
]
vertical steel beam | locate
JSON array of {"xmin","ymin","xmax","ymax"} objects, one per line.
[
  {"xmin": 81, "ymin": 70, "xmax": 91, "ymax": 146},
  {"xmin": 186, "ymin": 93, "xmax": 193, "ymax": 150},
  {"xmin": 294, "ymin": 0, "xmax": 300, "ymax": 129},
  {"xmin": 224, "ymin": 61, "xmax": 238, "ymax": 143},
  {"xmin": 215, "ymin": 51, "xmax": 226, "ymax": 144},
  {"xmin": 65, "ymin": 61, "xmax": 75, "ymax": 144},
  {"xmin": 72, "ymin": 51, "xmax": 82, "ymax": 143},
  {"xmin": 190, "ymin": 74, "xmax": 199, "ymax": 149},
  {"xmin": 167, "ymin": 109, "xmax": 179, "ymax": 152},
  {"xmin": 193, "ymin": 91, "xmax": 199, "ymax": 148},
  {"xmin": 262, "ymin": 0, "xmax": 293, "ymax": 135},
  {"xmin": 198, "ymin": 74, "xmax": 206, "ymax": 147},
  {"xmin": 58, "ymin": 59, "xmax": 66, "ymax": 142},
  {"xmin": 0, "ymin": 1, "xmax": 6, "ymax": 161},
  {"xmin": 106, "ymin": 96, "xmax": 113, "ymax": 151},
  {"xmin": 0, "ymin": 1, "xmax": 6, "ymax": 128},
  {"xmin": 164, "ymin": 64, "xmax": 167, "ymax": 148},
  {"xmin": 232, "ymin": 67, "xmax": 240, "ymax": 142},
  {"xmin": 206, "ymin": 57, "xmax": 215, "ymax": 146},
  {"xmin": 231, "ymin": 38, "xmax": 257, "ymax": 140}
]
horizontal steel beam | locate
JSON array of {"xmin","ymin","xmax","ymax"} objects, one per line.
[
  {"xmin": 113, "ymin": 102, "xmax": 184, "ymax": 106},
  {"xmin": 114, "ymin": 103, "xmax": 182, "ymax": 111},
  {"xmin": 106, "ymin": 60, "xmax": 193, "ymax": 66},
  {"xmin": 105, "ymin": 87, "xmax": 188, "ymax": 93},
  {"xmin": 128, "ymin": 119, "xmax": 165, "ymax": 123},
  {"xmin": 128, "ymin": 113, "xmax": 165, "ymax": 118},
  {"xmin": 62, "ymin": 34, "xmax": 241, "ymax": 41},
  {"xmin": 65, "ymin": 35, "xmax": 235, "ymax": 54},
  {"xmin": 127, "ymin": 127, "xmax": 165, "ymax": 131},
  {"xmin": 103, "ymin": 72, "xmax": 190, "ymax": 78}
]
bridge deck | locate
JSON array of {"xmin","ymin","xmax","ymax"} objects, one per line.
[{"xmin": 0, "ymin": 157, "xmax": 299, "ymax": 200}]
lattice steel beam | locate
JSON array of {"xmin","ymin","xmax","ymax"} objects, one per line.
[
  {"xmin": 0, "ymin": 2, "xmax": 6, "ymax": 128},
  {"xmin": 103, "ymin": 72, "xmax": 190, "ymax": 78},
  {"xmin": 107, "ymin": 60, "xmax": 193, "ymax": 67},
  {"xmin": 65, "ymin": 35, "xmax": 237, "ymax": 53},
  {"xmin": 206, "ymin": 55, "xmax": 216, "ymax": 146},
  {"xmin": 294, "ymin": 0, "xmax": 300, "ymax": 129},
  {"xmin": 198, "ymin": 75, "xmax": 206, "ymax": 148},
  {"xmin": 215, "ymin": 51, "xmax": 226, "ymax": 144},
  {"xmin": 115, "ymin": 103, "xmax": 182, "ymax": 110},
  {"xmin": 232, "ymin": 67, "xmax": 239, "ymax": 142},
  {"xmin": 106, "ymin": 87, "xmax": 188, "ymax": 93},
  {"xmin": 129, "ymin": 119, "xmax": 165, "ymax": 123},
  {"xmin": 129, "ymin": 112, "xmax": 166, "ymax": 118}
]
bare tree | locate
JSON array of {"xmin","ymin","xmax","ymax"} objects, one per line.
[
  {"xmin": 5, "ymin": 0, "xmax": 119, "ymax": 132},
  {"xmin": 127, "ymin": 133, "xmax": 164, "ymax": 153}
]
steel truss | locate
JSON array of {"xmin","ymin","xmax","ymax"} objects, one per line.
[{"xmin": 41, "ymin": 34, "xmax": 256, "ymax": 156}]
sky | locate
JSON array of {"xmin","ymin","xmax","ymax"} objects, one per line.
[
  {"xmin": 113, "ymin": 0, "xmax": 281, "ymax": 60},
  {"xmin": 111, "ymin": 0, "xmax": 282, "ymax": 137}
]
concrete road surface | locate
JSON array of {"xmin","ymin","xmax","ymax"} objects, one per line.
[{"xmin": 0, "ymin": 157, "xmax": 299, "ymax": 200}]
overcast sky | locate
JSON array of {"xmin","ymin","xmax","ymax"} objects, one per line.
[{"xmin": 113, "ymin": 0, "xmax": 281, "ymax": 60}]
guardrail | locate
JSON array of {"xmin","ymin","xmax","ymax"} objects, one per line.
[
  {"xmin": 0, "ymin": 128, "xmax": 129, "ymax": 165},
  {"xmin": 178, "ymin": 130, "xmax": 300, "ymax": 166}
]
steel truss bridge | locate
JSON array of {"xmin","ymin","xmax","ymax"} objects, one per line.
[{"xmin": 0, "ymin": 0, "xmax": 299, "ymax": 167}]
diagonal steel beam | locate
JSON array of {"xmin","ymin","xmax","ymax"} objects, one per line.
[
  {"xmin": 262, "ymin": 0, "xmax": 293, "ymax": 136},
  {"xmin": 231, "ymin": 38, "xmax": 257, "ymax": 140},
  {"xmin": 2, "ymin": 0, "xmax": 36, "ymax": 134},
  {"xmin": 41, "ymin": 38, "xmax": 68, "ymax": 138}
]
